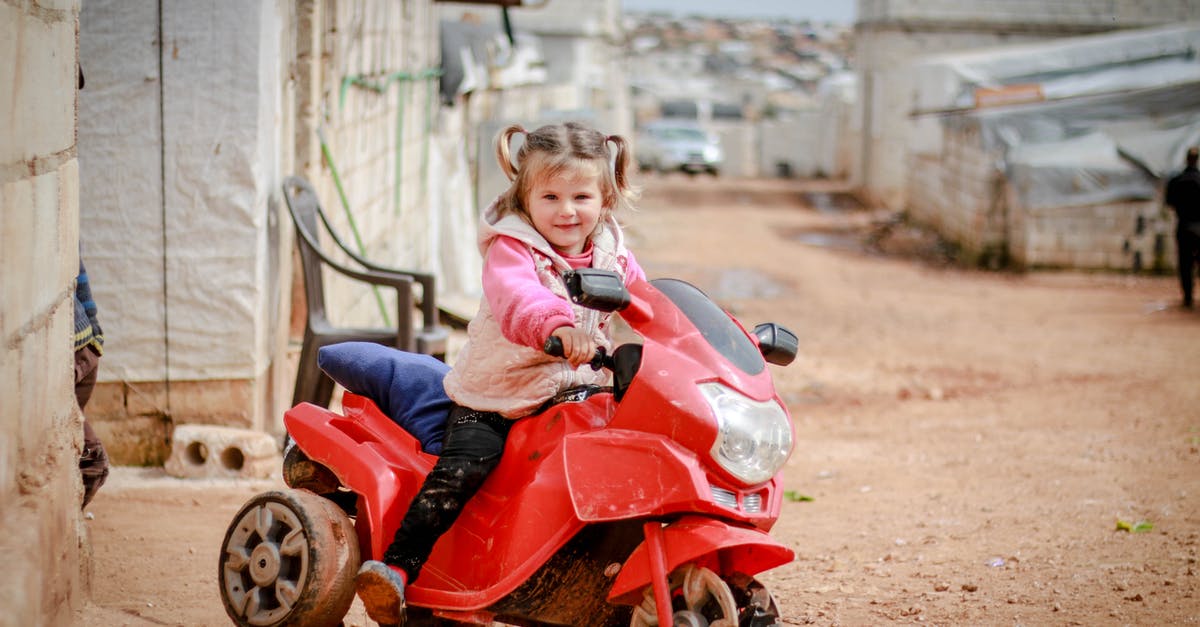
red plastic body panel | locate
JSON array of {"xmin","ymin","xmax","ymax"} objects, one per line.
[
  {"xmin": 284, "ymin": 394, "xmax": 436, "ymax": 561},
  {"xmin": 607, "ymin": 516, "xmax": 795, "ymax": 605}
]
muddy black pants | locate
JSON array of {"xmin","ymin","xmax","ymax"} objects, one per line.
[{"xmin": 383, "ymin": 404, "xmax": 511, "ymax": 581}]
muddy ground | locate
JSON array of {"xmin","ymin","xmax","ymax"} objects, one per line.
[{"xmin": 77, "ymin": 176, "xmax": 1200, "ymax": 626}]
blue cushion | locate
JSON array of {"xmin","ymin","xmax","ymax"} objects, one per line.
[{"xmin": 317, "ymin": 342, "xmax": 452, "ymax": 454}]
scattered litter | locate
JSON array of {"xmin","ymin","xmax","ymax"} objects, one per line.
[
  {"xmin": 987, "ymin": 557, "xmax": 1006, "ymax": 568},
  {"xmin": 1115, "ymin": 519, "xmax": 1153, "ymax": 533},
  {"xmin": 84, "ymin": 512, "xmax": 94, "ymax": 520},
  {"xmin": 783, "ymin": 490, "xmax": 814, "ymax": 502}
]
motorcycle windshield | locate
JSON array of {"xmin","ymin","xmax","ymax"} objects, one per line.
[{"xmin": 650, "ymin": 278, "xmax": 765, "ymax": 375}]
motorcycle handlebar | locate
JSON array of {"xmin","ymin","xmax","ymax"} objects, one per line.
[{"xmin": 543, "ymin": 336, "xmax": 609, "ymax": 371}]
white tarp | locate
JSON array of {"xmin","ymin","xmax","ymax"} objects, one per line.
[
  {"xmin": 80, "ymin": 1, "xmax": 282, "ymax": 382},
  {"xmin": 982, "ymin": 82, "xmax": 1200, "ymax": 209},
  {"xmin": 912, "ymin": 23, "xmax": 1200, "ymax": 114}
]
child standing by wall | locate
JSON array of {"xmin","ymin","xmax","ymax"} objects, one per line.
[{"xmin": 355, "ymin": 121, "xmax": 645, "ymax": 625}]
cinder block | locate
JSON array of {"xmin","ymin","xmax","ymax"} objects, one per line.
[{"xmin": 164, "ymin": 424, "xmax": 280, "ymax": 480}]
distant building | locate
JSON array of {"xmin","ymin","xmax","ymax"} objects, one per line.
[
  {"xmin": 905, "ymin": 23, "xmax": 1200, "ymax": 271},
  {"xmin": 854, "ymin": 0, "xmax": 1200, "ymax": 212},
  {"xmin": 623, "ymin": 11, "xmax": 854, "ymax": 179}
]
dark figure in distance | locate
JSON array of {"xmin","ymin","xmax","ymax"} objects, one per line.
[{"xmin": 1165, "ymin": 146, "xmax": 1200, "ymax": 309}]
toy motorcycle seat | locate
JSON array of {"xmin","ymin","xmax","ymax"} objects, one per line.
[{"xmin": 317, "ymin": 342, "xmax": 453, "ymax": 454}]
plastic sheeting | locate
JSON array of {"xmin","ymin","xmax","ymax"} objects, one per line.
[
  {"xmin": 980, "ymin": 82, "xmax": 1200, "ymax": 210},
  {"xmin": 912, "ymin": 23, "xmax": 1200, "ymax": 211},
  {"xmin": 80, "ymin": 2, "xmax": 283, "ymax": 383},
  {"xmin": 912, "ymin": 23, "xmax": 1200, "ymax": 114}
]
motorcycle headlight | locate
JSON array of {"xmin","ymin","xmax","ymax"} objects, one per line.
[{"xmin": 700, "ymin": 383, "xmax": 793, "ymax": 485}]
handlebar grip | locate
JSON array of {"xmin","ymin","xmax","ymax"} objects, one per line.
[
  {"xmin": 543, "ymin": 336, "xmax": 607, "ymax": 371},
  {"xmin": 543, "ymin": 336, "xmax": 565, "ymax": 357}
]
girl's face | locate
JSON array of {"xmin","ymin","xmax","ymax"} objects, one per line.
[{"xmin": 527, "ymin": 172, "xmax": 605, "ymax": 256}]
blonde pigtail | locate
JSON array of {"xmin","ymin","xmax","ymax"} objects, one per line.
[
  {"xmin": 607, "ymin": 135, "xmax": 631, "ymax": 194},
  {"xmin": 607, "ymin": 134, "xmax": 640, "ymax": 211},
  {"xmin": 496, "ymin": 124, "xmax": 525, "ymax": 181}
]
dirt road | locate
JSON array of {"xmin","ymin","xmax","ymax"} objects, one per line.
[{"xmin": 77, "ymin": 176, "xmax": 1200, "ymax": 626}]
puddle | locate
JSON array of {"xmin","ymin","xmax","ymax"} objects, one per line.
[
  {"xmin": 781, "ymin": 217, "xmax": 961, "ymax": 267},
  {"xmin": 801, "ymin": 191, "xmax": 865, "ymax": 214},
  {"xmin": 644, "ymin": 264, "xmax": 791, "ymax": 301},
  {"xmin": 788, "ymin": 228, "xmax": 865, "ymax": 253},
  {"xmin": 709, "ymin": 268, "xmax": 788, "ymax": 300}
]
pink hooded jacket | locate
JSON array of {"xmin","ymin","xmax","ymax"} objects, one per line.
[{"xmin": 441, "ymin": 199, "xmax": 644, "ymax": 418}]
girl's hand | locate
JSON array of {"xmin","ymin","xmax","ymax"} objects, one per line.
[{"xmin": 550, "ymin": 326, "xmax": 596, "ymax": 368}]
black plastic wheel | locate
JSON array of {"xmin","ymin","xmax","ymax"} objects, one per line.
[
  {"xmin": 218, "ymin": 489, "xmax": 360, "ymax": 627},
  {"xmin": 282, "ymin": 440, "xmax": 341, "ymax": 494}
]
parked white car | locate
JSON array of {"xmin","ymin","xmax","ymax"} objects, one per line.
[{"xmin": 636, "ymin": 122, "xmax": 723, "ymax": 176}]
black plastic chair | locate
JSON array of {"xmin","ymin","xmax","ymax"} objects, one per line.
[{"xmin": 282, "ymin": 175, "xmax": 449, "ymax": 407}]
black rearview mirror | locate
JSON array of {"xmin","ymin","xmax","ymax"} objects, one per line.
[
  {"xmin": 562, "ymin": 269, "xmax": 631, "ymax": 312},
  {"xmin": 753, "ymin": 323, "xmax": 798, "ymax": 366}
]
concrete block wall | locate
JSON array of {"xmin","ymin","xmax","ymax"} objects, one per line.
[
  {"xmin": 908, "ymin": 117, "xmax": 1004, "ymax": 261},
  {"xmin": 760, "ymin": 113, "xmax": 825, "ymax": 179},
  {"xmin": 312, "ymin": 0, "xmax": 446, "ymax": 331},
  {"xmin": 713, "ymin": 121, "xmax": 758, "ymax": 179},
  {"xmin": 1011, "ymin": 199, "xmax": 1159, "ymax": 270},
  {"xmin": 0, "ymin": 0, "xmax": 86, "ymax": 623}
]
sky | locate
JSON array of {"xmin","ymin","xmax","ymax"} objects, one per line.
[{"xmin": 620, "ymin": 0, "xmax": 856, "ymax": 24}]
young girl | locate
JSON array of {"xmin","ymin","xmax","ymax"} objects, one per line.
[{"xmin": 356, "ymin": 121, "xmax": 645, "ymax": 625}]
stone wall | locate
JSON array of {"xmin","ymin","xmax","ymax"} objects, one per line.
[
  {"xmin": 908, "ymin": 116, "xmax": 1007, "ymax": 264},
  {"xmin": 303, "ymin": 0, "xmax": 447, "ymax": 330},
  {"xmin": 1010, "ymin": 199, "xmax": 1164, "ymax": 270},
  {"xmin": 0, "ymin": 1, "xmax": 87, "ymax": 624}
]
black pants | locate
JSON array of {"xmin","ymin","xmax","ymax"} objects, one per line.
[
  {"xmin": 382, "ymin": 404, "xmax": 510, "ymax": 581},
  {"xmin": 1178, "ymin": 225, "xmax": 1200, "ymax": 307},
  {"xmin": 75, "ymin": 345, "xmax": 109, "ymax": 508}
]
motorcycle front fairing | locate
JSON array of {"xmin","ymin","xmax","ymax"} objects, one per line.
[
  {"xmin": 411, "ymin": 278, "xmax": 796, "ymax": 610},
  {"xmin": 597, "ymin": 278, "xmax": 797, "ymax": 605}
]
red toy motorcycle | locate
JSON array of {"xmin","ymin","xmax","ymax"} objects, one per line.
[{"xmin": 218, "ymin": 269, "xmax": 799, "ymax": 626}]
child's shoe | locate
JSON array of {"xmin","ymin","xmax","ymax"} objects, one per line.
[{"xmin": 355, "ymin": 560, "xmax": 407, "ymax": 626}]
